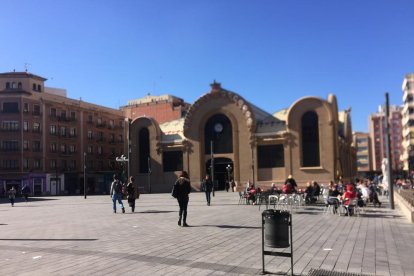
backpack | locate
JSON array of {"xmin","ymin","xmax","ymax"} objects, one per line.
[{"xmin": 114, "ymin": 181, "xmax": 123, "ymax": 194}]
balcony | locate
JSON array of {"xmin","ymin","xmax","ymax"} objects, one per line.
[
  {"xmin": 0, "ymin": 148, "xmax": 20, "ymax": 152},
  {"xmin": 96, "ymin": 122, "xmax": 107, "ymax": 128},
  {"xmin": 0, "ymin": 127, "xmax": 20, "ymax": 132}
]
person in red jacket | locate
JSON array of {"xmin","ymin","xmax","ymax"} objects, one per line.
[{"xmin": 343, "ymin": 184, "xmax": 357, "ymax": 216}]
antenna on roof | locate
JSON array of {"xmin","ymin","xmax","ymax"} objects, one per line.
[{"xmin": 24, "ymin": 63, "xmax": 31, "ymax": 72}]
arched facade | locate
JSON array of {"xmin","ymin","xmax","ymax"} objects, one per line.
[{"xmin": 128, "ymin": 83, "xmax": 356, "ymax": 193}]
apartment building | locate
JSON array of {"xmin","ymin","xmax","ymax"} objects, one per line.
[
  {"xmin": 0, "ymin": 72, "xmax": 126, "ymax": 196},
  {"xmin": 353, "ymin": 132, "xmax": 371, "ymax": 173},
  {"xmin": 368, "ymin": 105, "xmax": 403, "ymax": 172},
  {"xmin": 401, "ymin": 73, "xmax": 414, "ymax": 175}
]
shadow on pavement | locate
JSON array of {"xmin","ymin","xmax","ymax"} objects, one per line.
[
  {"xmin": 0, "ymin": 197, "xmax": 59, "ymax": 205},
  {"xmin": 194, "ymin": 224, "xmax": 261, "ymax": 229},
  {"xmin": 136, "ymin": 210, "xmax": 177, "ymax": 214}
]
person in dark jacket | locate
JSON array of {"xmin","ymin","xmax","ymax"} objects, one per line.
[
  {"xmin": 175, "ymin": 171, "xmax": 191, "ymax": 227},
  {"xmin": 126, "ymin": 176, "xmax": 138, "ymax": 213},
  {"xmin": 201, "ymin": 174, "xmax": 213, "ymax": 206}
]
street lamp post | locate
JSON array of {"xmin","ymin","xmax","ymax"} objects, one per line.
[
  {"xmin": 210, "ymin": 140, "xmax": 215, "ymax": 197},
  {"xmin": 83, "ymin": 152, "xmax": 87, "ymax": 199},
  {"xmin": 125, "ymin": 118, "xmax": 131, "ymax": 179},
  {"xmin": 226, "ymin": 164, "xmax": 232, "ymax": 181},
  {"xmin": 116, "ymin": 155, "xmax": 129, "ymax": 184}
]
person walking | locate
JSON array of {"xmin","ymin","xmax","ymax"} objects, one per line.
[
  {"xmin": 201, "ymin": 174, "xmax": 213, "ymax": 206},
  {"xmin": 8, "ymin": 186, "xmax": 16, "ymax": 207},
  {"xmin": 110, "ymin": 174, "xmax": 125, "ymax": 214},
  {"xmin": 175, "ymin": 171, "xmax": 191, "ymax": 227},
  {"xmin": 126, "ymin": 176, "xmax": 138, "ymax": 212}
]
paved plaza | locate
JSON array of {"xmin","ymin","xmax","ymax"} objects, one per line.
[{"xmin": 1, "ymin": 191, "xmax": 414, "ymax": 276}]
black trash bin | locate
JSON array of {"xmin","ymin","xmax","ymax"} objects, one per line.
[{"xmin": 262, "ymin": 209, "xmax": 290, "ymax": 248}]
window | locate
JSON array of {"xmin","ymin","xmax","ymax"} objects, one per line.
[
  {"xmin": 2, "ymin": 121, "xmax": 19, "ymax": 131},
  {"xmin": 2, "ymin": 160, "xmax": 19, "ymax": 169},
  {"xmin": 11, "ymin": 82, "xmax": 17, "ymax": 89},
  {"xmin": 204, "ymin": 114, "xmax": 233, "ymax": 154},
  {"xmin": 60, "ymin": 144, "xmax": 66, "ymax": 153},
  {"xmin": 70, "ymin": 145, "xmax": 76, "ymax": 153},
  {"xmin": 70, "ymin": 111, "xmax": 76, "ymax": 121},
  {"xmin": 23, "ymin": 141, "xmax": 29, "ymax": 150},
  {"xmin": 110, "ymin": 133, "xmax": 115, "ymax": 143},
  {"xmin": 2, "ymin": 102, "xmax": 19, "ymax": 113},
  {"xmin": 33, "ymin": 122, "xmax": 41, "ymax": 132},
  {"xmin": 60, "ymin": 111, "xmax": 66, "ymax": 120},
  {"xmin": 60, "ymin": 126, "xmax": 66, "ymax": 137},
  {"xmin": 69, "ymin": 127, "xmax": 76, "ymax": 137},
  {"xmin": 87, "ymin": 160, "xmax": 94, "ymax": 170},
  {"xmin": 61, "ymin": 160, "xmax": 67, "ymax": 170},
  {"xmin": 37, "ymin": 84, "xmax": 41, "ymax": 92},
  {"xmin": 50, "ymin": 125, "xmax": 57, "ymax": 135},
  {"xmin": 6, "ymin": 82, "xmax": 10, "ymax": 89},
  {"xmin": 87, "ymin": 145, "xmax": 93, "ymax": 153},
  {"xmin": 69, "ymin": 159, "xmax": 76, "ymax": 169},
  {"xmin": 33, "ymin": 159, "xmax": 41, "ymax": 169},
  {"xmin": 109, "ymin": 120, "xmax": 114, "ymax": 128},
  {"xmin": 33, "ymin": 84, "xmax": 37, "ymax": 91},
  {"xmin": 163, "ymin": 151, "xmax": 183, "ymax": 172},
  {"xmin": 139, "ymin": 128, "xmax": 150, "ymax": 173},
  {"xmin": 50, "ymin": 108, "xmax": 57, "ymax": 117},
  {"xmin": 23, "ymin": 103, "xmax": 29, "ymax": 113},
  {"xmin": 87, "ymin": 130, "xmax": 93, "ymax": 139},
  {"xmin": 97, "ymin": 131, "xmax": 103, "ymax": 141},
  {"xmin": 33, "ymin": 141, "xmax": 41, "ymax": 152},
  {"xmin": 69, "ymin": 160, "xmax": 76, "ymax": 170},
  {"xmin": 50, "ymin": 143, "xmax": 57, "ymax": 153},
  {"xmin": 2, "ymin": 141, "xmax": 18, "ymax": 151},
  {"xmin": 301, "ymin": 111, "xmax": 320, "ymax": 167},
  {"xmin": 97, "ymin": 146, "xmax": 103, "ymax": 155},
  {"xmin": 258, "ymin": 144, "xmax": 285, "ymax": 168},
  {"xmin": 33, "ymin": 105, "xmax": 40, "ymax": 115},
  {"xmin": 18, "ymin": 82, "xmax": 22, "ymax": 89},
  {"xmin": 23, "ymin": 159, "xmax": 29, "ymax": 169},
  {"xmin": 50, "ymin": 160, "xmax": 56, "ymax": 169},
  {"xmin": 88, "ymin": 115, "xmax": 93, "ymax": 123}
]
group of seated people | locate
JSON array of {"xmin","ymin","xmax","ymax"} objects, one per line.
[
  {"xmin": 325, "ymin": 178, "xmax": 382, "ymax": 216},
  {"xmin": 243, "ymin": 177, "xmax": 382, "ymax": 213}
]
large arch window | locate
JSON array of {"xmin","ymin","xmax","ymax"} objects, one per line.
[
  {"xmin": 138, "ymin": 128, "xmax": 150, "ymax": 173},
  {"xmin": 301, "ymin": 111, "xmax": 320, "ymax": 167},
  {"xmin": 204, "ymin": 114, "xmax": 233, "ymax": 154}
]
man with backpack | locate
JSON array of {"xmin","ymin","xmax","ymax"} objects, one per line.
[{"xmin": 110, "ymin": 174, "xmax": 125, "ymax": 213}]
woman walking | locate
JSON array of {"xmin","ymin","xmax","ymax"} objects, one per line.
[
  {"xmin": 126, "ymin": 176, "xmax": 138, "ymax": 212},
  {"xmin": 175, "ymin": 171, "xmax": 191, "ymax": 227}
]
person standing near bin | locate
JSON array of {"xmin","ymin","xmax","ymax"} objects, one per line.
[
  {"xmin": 126, "ymin": 176, "xmax": 138, "ymax": 213},
  {"xmin": 110, "ymin": 174, "xmax": 125, "ymax": 214},
  {"xmin": 175, "ymin": 171, "xmax": 191, "ymax": 227},
  {"xmin": 201, "ymin": 174, "xmax": 213, "ymax": 206}
]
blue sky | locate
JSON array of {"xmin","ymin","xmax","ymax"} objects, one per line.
[{"xmin": 1, "ymin": 0, "xmax": 413, "ymax": 132}]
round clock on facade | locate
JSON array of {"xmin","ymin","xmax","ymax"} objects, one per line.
[{"xmin": 214, "ymin": 123, "xmax": 223, "ymax": 133}]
